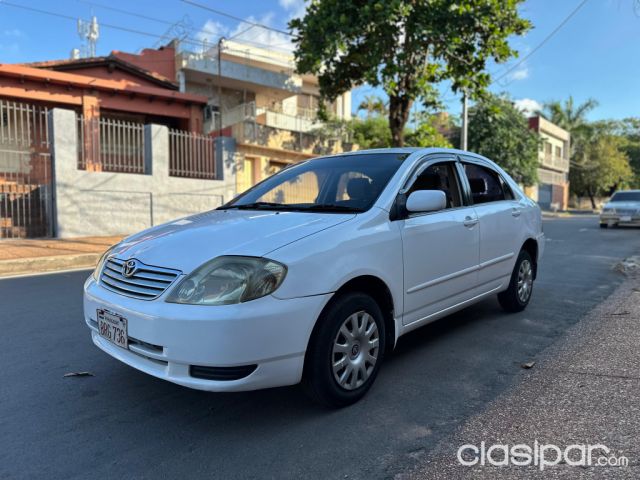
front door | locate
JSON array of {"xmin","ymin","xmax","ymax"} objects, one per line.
[{"xmin": 401, "ymin": 159, "xmax": 480, "ymax": 326}]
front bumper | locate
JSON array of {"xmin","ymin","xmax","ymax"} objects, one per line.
[
  {"xmin": 600, "ymin": 214, "xmax": 640, "ymax": 226},
  {"xmin": 84, "ymin": 277, "xmax": 331, "ymax": 392}
]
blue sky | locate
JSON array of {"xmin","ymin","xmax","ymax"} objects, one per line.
[{"xmin": 1, "ymin": 0, "xmax": 639, "ymax": 121}]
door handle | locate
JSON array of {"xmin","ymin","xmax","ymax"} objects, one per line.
[
  {"xmin": 463, "ymin": 216, "xmax": 478, "ymax": 227},
  {"xmin": 512, "ymin": 208, "xmax": 521, "ymax": 217}
]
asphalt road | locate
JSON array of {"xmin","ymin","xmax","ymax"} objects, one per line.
[{"xmin": 1, "ymin": 216, "xmax": 638, "ymax": 480}]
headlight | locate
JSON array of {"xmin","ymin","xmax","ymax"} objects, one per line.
[
  {"xmin": 93, "ymin": 246, "xmax": 116, "ymax": 281},
  {"xmin": 166, "ymin": 256, "xmax": 287, "ymax": 306}
]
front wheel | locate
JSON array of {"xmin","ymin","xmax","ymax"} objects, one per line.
[
  {"xmin": 302, "ymin": 292, "xmax": 385, "ymax": 408},
  {"xmin": 498, "ymin": 250, "xmax": 534, "ymax": 313}
]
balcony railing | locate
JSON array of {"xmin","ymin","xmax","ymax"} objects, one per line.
[{"xmin": 542, "ymin": 153, "xmax": 569, "ymax": 172}]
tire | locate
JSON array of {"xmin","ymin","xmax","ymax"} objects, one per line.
[
  {"xmin": 600, "ymin": 223, "xmax": 608, "ymax": 229},
  {"xmin": 498, "ymin": 250, "xmax": 534, "ymax": 313},
  {"xmin": 303, "ymin": 292, "xmax": 386, "ymax": 408}
]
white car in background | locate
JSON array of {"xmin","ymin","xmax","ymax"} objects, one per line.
[
  {"xmin": 600, "ymin": 190, "xmax": 640, "ymax": 228},
  {"xmin": 84, "ymin": 148, "xmax": 544, "ymax": 407}
]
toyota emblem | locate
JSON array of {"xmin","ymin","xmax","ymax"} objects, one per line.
[{"xmin": 122, "ymin": 259, "xmax": 138, "ymax": 278}]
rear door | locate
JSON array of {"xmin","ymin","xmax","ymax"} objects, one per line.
[
  {"xmin": 400, "ymin": 156, "xmax": 480, "ymax": 326},
  {"xmin": 458, "ymin": 158, "xmax": 522, "ymax": 291}
]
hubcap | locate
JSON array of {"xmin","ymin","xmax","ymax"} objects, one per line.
[
  {"xmin": 331, "ymin": 310, "xmax": 379, "ymax": 391},
  {"xmin": 517, "ymin": 259, "xmax": 533, "ymax": 303}
]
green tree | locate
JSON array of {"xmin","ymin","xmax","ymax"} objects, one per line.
[
  {"xmin": 543, "ymin": 96, "xmax": 599, "ymax": 134},
  {"xmin": 405, "ymin": 112, "xmax": 452, "ymax": 148},
  {"xmin": 612, "ymin": 118, "xmax": 640, "ymax": 188},
  {"xmin": 357, "ymin": 95, "xmax": 387, "ymax": 118},
  {"xmin": 290, "ymin": 0, "xmax": 531, "ymax": 146},
  {"xmin": 468, "ymin": 94, "xmax": 539, "ymax": 186},
  {"xmin": 570, "ymin": 131, "xmax": 632, "ymax": 208},
  {"xmin": 350, "ymin": 116, "xmax": 392, "ymax": 149}
]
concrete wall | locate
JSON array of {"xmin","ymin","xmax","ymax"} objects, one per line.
[{"xmin": 49, "ymin": 108, "xmax": 237, "ymax": 238}]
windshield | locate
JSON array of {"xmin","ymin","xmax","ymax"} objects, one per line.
[
  {"xmin": 610, "ymin": 191, "xmax": 640, "ymax": 202},
  {"xmin": 221, "ymin": 152, "xmax": 409, "ymax": 213}
]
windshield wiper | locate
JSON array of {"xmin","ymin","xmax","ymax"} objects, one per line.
[
  {"xmin": 219, "ymin": 202, "xmax": 364, "ymax": 213},
  {"xmin": 218, "ymin": 202, "xmax": 288, "ymax": 210}
]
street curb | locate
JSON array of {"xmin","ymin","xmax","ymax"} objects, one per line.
[{"xmin": 0, "ymin": 253, "xmax": 100, "ymax": 277}]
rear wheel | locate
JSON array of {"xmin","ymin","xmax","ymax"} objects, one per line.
[
  {"xmin": 303, "ymin": 292, "xmax": 385, "ymax": 408},
  {"xmin": 600, "ymin": 223, "xmax": 608, "ymax": 229},
  {"xmin": 498, "ymin": 250, "xmax": 534, "ymax": 313}
]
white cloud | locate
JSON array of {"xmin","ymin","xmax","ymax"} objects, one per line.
[
  {"xmin": 194, "ymin": 11, "xmax": 297, "ymax": 54},
  {"xmin": 509, "ymin": 66, "xmax": 529, "ymax": 81},
  {"xmin": 514, "ymin": 98, "xmax": 542, "ymax": 117},
  {"xmin": 194, "ymin": 19, "xmax": 228, "ymax": 47},
  {"xmin": 3, "ymin": 29, "xmax": 24, "ymax": 38},
  {"xmin": 228, "ymin": 13, "xmax": 295, "ymax": 53},
  {"xmin": 279, "ymin": 0, "xmax": 307, "ymax": 20}
]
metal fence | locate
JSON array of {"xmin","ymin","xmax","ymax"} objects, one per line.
[
  {"xmin": 77, "ymin": 115, "xmax": 145, "ymax": 174},
  {"xmin": 0, "ymin": 99, "xmax": 53, "ymax": 238},
  {"xmin": 169, "ymin": 129, "xmax": 216, "ymax": 180}
]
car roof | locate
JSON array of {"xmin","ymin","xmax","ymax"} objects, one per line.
[
  {"xmin": 613, "ymin": 189, "xmax": 640, "ymax": 193},
  {"xmin": 316, "ymin": 147, "xmax": 489, "ymax": 160}
]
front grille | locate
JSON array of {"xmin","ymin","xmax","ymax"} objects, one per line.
[
  {"xmin": 100, "ymin": 257, "xmax": 181, "ymax": 300},
  {"xmin": 616, "ymin": 209, "xmax": 637, "ymax": 216},
  {"xmin": 190, "ymin": 364, "xmax": 258, "ymax": 381}
]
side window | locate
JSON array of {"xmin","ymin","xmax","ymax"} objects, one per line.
[
  {"xmin": 463, "ymin": 163, "xmax": 511, "ymax": 204},
  {"xmin": 407, "ymin": 162, "xmax": 462, "ymax": 209}
]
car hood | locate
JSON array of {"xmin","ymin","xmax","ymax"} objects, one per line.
[
  {"xmin": 605, "ymin": 201, "xmax": 640, "ymax": 210},
  {"xmin": 111, "ymin": 209, "xmax": 356, "ymax": 273}
]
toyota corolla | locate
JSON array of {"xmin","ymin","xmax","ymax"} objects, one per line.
[{"xmin": 84, "ymin": 148, "xmax": 544, "ymax": 407}]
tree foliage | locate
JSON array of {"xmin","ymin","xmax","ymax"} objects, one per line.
[
  {"xmin": 357, "ymin": 95, "xmax": 388, "ymax": 118},
  {"xmin": 543, "ymin": 96, "xmax": 599, "ymax": 134},
  {"xmin": 570, "ymin": 126, "xmax": 632, "ymax": 208},
  {"xmin": 610, "ymin": 118, "xmax": 640, "ymax": 188},
  {"xmin": 467, "ymin": 93, "xmax": 539, "ymax": 186},
  {"xmin": 290, "ymin": 0, "xmax": 531, "ymax": 146},
  {"xmin": 405, "ymin": 112, "xmax": 452, "ymax": 148},
  {"xmin": 350, "ymin": 116, "xmax": 392, "ymax": 149}
]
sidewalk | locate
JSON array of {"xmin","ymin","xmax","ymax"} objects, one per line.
[
  {"xmin": 410, "ymin": 269, "xmax": 640, "ymax": 479},
  {"xmin": 0, "ymin": 236, "xmax": 122, "ymax": 277}
]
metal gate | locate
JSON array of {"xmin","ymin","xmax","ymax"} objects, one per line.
[
  {"xmin": 538, "ymin": 183, "xmax": 552, "ymax": 210},
  {"xmin": 0, "ymin": 99, "xmax": 53, "ymax": 239}
]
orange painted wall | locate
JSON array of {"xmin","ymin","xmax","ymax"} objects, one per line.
[{"xmin": 112, "ymin": 45, "xmax": 176, "ymax": 82}]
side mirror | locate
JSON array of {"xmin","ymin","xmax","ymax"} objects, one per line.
[{"xmin": 406, "ymin": 190, "xmax": 446, "ymax": 213}]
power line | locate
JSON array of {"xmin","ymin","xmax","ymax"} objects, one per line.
[
  {"xmin": 181, "ymin": 0, "xmax": 294, "ymax": 37},
  {"xmin": 75, "ymin": 0, "xmax": 178, "ymax": 26},
  {"xmin": 75, "ymin": 0, "xmax": 293, "ymax": 53},
  {"xmin": 0, "ymin": 1, "xmax": 212, "ymax": 50},
  {"xmin": 491, "ymin": 0, "xmax": 589, "ymax": 85}
]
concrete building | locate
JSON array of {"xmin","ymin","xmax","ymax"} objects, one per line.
[
  {"xmin": 0, "ymin": 40, "xmax": 357, "ymax": 239},
  {"xmin": 177, "ymin": 39, "xmax": 354, "ymax": 193},
  {"xmin": 0, "ymin": 46, "xmax": 225, "ymax": 239},
  {"xmin": 527, "ymin": 115, "xmax": 571, "ymax": 211}
]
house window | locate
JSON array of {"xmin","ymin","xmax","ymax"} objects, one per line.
[{"xmin": 555, "ymin": 146, "xmax": 562, "ymax": 158}]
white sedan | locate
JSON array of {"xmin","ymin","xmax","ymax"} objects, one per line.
[
  {"xmin": 84, "ymin": 148, "xmax": 544, "ymax": 407},
  {"xmin": 599, "ymin": 190, "xmax": 640, "ymax": 228}
]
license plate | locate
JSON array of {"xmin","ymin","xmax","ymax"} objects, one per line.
[
  {"xmin": 620, "ymin": 216, "xmax": 632, "ymax": 222},
  {"xmin": 97, "ymin": 309, "xmax": 128, "ymax": 349}
]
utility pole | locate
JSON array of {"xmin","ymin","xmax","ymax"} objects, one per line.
[
  {"xmin": 217, "ymin": 36, "xmax": 225, "ymax": 139},
  {"xmin": 460, "ymin": 90, "xmax": 468, "ymax": 151}
]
